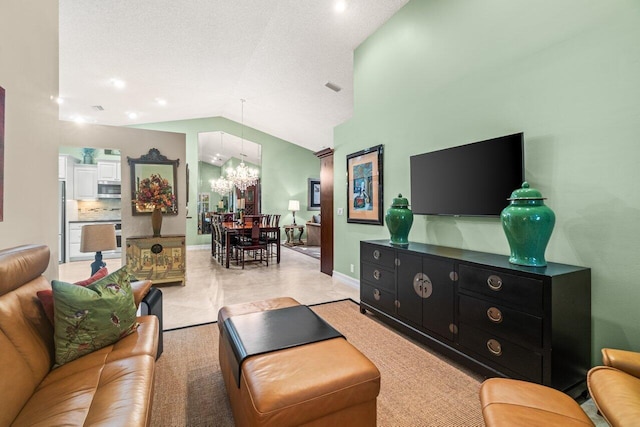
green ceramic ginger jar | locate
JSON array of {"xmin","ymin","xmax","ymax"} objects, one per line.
[
  {"xmin": 501, "ymin": 182, "xmax": 555, "ymax": 267},
  {"xmin": 385, "ymin": 194, "xmax": 413, "ymax": 247}
]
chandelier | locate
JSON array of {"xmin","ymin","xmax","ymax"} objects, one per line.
[
  {"xmin": 209, "ymin": 132, "xmax": 235, "ymax": 195},
  {"xmin": 210, "ymin": 176, "xmax": 234, "ymax": 196},
  {"xmin": 225, "ymin": 99, "xmax": 259, "ymax": 192}
]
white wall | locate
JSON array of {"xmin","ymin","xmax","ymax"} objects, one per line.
[{"xmin": 0, "ymin": 0, "xmax": 60, "ymax": 278}]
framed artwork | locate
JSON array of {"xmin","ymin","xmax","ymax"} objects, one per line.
[
  {"xmin": 347, "ymin": 144, "xmax": 383, "ymax": 225},
  {"xmin": 308, "ymin": 178, "xmax": 320, "ymax": 210},
  {"xmin": 0, "ymin": 85, "xmax": 4, "ymax": 222}
]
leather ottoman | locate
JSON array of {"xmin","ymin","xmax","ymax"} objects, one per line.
[
  {"xmin": 479, "ymin": 378, "xmax": 594, "ymax": 426},
  {"xmin": 218, "ymin": 297, "xmax": 381, "ymax": 427}
]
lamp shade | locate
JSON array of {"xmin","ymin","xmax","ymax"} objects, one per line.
[
  {"xmin": 237, "ymin": 198, "xmax": 246, "ymax": 209},
  {"xmin": 80, "ymin": 224, "xmax": 117, "ymax": 253},
  {"xmin": 288, "ymin": 200, "xmax": 300, "ymax": 212}
]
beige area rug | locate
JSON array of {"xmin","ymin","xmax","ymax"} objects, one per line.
[
  {"xmin": 281, "ymin": 244, "xmax": 321, "ymax": 260},
  {"xmin": 151, "ymin": 299, "xmax": 484, "ymax": 426}
]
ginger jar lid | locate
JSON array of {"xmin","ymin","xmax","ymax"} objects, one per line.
[
  {"xmin": 391, "ymin": 193, "xmax": 410, "ymax": 208},
  {"xmin": 508, "ymin": 182, "xmax": 546, "ymax": 201}
]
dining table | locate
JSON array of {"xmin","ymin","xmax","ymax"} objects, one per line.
[{"xmin": 220, "ymin": 221, "xmax": 281, "ymax": 268}]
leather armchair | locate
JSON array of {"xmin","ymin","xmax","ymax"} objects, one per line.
[{"xmin": 588, "ymin": 348, "xmax": 640, "ymax": 426}]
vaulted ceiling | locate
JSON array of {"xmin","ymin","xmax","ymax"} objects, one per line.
[{"xmin": 59, "ymin": 0, "xmax": 409, "ymax": 153}]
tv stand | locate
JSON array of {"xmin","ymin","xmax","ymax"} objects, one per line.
[{"xmin": 359, "ymin": 240, "xmax": 591, "ymax": 396}]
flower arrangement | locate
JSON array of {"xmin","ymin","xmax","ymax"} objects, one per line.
[{"xmin": 134, "ymin": 174, "xmax": 176, "ymax": 212}]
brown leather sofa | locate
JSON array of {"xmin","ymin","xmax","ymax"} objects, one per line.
[
  {"xmin": 480, "ymin": 347, "xmax": 640, "ymax": 426},
  {"xmin": 479, "ymin": 378, "xmax": 594, "ymax": 426},
  {"xmin": 0, "ymin": 244, "xmax": 159, "ymax": 426},
  {"xmin": 588, "ymin": 348, "xmax": 640, "ymax": 426},
  {"xmin": 305, "ymin": 214, "xmax": 321, "ymax": 246}
]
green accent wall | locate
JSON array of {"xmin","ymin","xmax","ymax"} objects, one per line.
[
  {"xmin": 132, "ymin": 117, "xmax": 318, "ymax": 246},
  {"xmin": 334, "ymin": 0, "xmax": 640, "ymax": 363}
]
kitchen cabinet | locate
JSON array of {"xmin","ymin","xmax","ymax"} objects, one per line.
[
  {"xmin": 58, "ymin": 156, "xmax": 67, "ymax": 180},
  {"xmin": 97, "ymin": 160, "xmax": 120, "ymax": 181},
  {"xmin": 360, "ymin": 240, "xmax": 591, "ymax": 396},
  {"xmin": 126, "ymin": 235, "xmax": 186, "ymax": 286},
  {"xmin": 73, "ymin": 164, "xmax": 98, "ymax": 200},
  {"xmin": 59, "ymin": 154, "xmax": 79, "ymax": 181}
]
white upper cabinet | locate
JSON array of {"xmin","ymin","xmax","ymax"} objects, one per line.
[
  {"xmin": 97, "ymin": 160, "xmax": 121, "ymax": 181},
  {"xmin": 73, "ymin": 164, "xmax": 98, "ymax": 200}
]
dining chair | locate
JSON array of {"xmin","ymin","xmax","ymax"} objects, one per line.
[
  {"xmin": 236, "ymin": 220, "xmax": 268, "ymax": 269},
  {"xmin": 265, "ymin": 214, "xmax": 281, "ymax": 260},
  {"xmin": 212, "ymin": 220, "xmax": 225, "ymax": 263}
]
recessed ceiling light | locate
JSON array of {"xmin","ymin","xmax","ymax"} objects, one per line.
[
  {"xmin": 155, "ymin": 98, "xmax": 167, "ymax": 106},
  {"xmin": 127, "ymin": 112, "xmax": 138, "ymax": 120},
  {"xmin": 73, "ymin": 116, "xmax": 86, "ymax": 124},
  {"xmin": 335, "ymin": 0, "xmax": 347, "ymax": 13},
  {"xmin": 110, "ymin": 78, "xmax": 126, "ymax": 89}
]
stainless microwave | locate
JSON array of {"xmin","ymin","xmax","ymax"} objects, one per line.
[{"xmin": 97, "ymin": 181, "xmax": 121, "ymax": 198}]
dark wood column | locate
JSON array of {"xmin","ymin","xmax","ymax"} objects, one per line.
[{"xmin": 315, "ymin": 148, "xmax": 334, "ymax": 276}]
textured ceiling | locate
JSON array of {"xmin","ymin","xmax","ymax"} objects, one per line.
[{"xmin": 59, "ymin": 0, "xmax": 409, "ymax": 153}]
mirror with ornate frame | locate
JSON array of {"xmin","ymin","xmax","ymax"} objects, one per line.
[{"xmin": 128, "ymin": 148, "xmax": 179, "ymax": 216}]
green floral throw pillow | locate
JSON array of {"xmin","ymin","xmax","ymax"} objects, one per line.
[{"xmin": 52, "ymin": 266, "xmax": 138, "ymax": 366}]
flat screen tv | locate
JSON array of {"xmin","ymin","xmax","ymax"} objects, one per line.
[{"xmin": 410, "ymin": 133, "xmax": 524, "ymax": 217}]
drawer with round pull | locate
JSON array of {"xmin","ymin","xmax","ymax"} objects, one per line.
[
  {"xmin": 361, "ymin": 243, "xmax": 396, "ymax": 269},
  {"xmin": 458, "ymin": 264, "xmax": 543, "ymax": 313},
  {"xmin": 360, "ymin": 283, "xmax": 396, "ymax": 315},
  {"xmin": 459, "ymin": 295, "xmax": 542, "ymax": 349},
  {"xmin": 361, "ymin": 263, "xmax": 395, "ymax": 292},
  {"xmin": 458, "ymin": 325, "xmax": 542, "ymax": 382}
]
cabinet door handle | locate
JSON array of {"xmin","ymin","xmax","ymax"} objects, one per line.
[
  {"xmin": 413, "ymin": 273, "xmax": 433, "ymax": 298},
  {"xmin": 373, "ymin": 289, "xmax": 381, "ymax": 301},
  {"xmin": 373, "ymin": 250, "xmax": 381, "ymax": 260},
  {"xmin": 487, "ymin": 339, "xmax": 502, "ymax": 356},
  {"xmin": 487, "ymin": 275, "xmax": 503, "ymax": 291},
  {"xmin": 373, "ymin": 269, "xmax": 381, "ymax": 280},
  {"xmin": 487, "ymin": 307, "xmax": 503, "ymax": 323}
]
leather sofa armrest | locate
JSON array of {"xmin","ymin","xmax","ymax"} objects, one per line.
[
  {"xmin": 131, "ymin": 280, "xmax": 153, "ymax": 307},
  {"xmin": 602, "ymin": 348, "xmax": 640, "ymax": 378}
]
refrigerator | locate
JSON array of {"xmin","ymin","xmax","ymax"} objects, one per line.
[{"xmin": 58, "ymin": 181, "xmax": 65, "ymax": 263}]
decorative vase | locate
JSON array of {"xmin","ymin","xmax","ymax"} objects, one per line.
[
  {"xmin": 501, "ymin": 182, "xmax": 555, "ymax": 267},
  {"xmin": 385, "ymin": 194, "xmax": 413, "ymax": 247},
  {"xmin": 151, "ymin": 207, "xmax": 163, "ymax": 237}
]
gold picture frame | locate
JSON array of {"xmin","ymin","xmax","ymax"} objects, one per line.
[{"xmin": 347, "ymin": 145, "xmax": 383, "ymax": 225}]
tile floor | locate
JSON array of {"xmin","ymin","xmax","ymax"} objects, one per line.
[{"xmin": 59, "ymin": 245, "xmax": 359, "ymax": 330}]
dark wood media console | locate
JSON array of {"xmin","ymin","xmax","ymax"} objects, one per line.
[{"xmin": 360, "ymin": 240, "xmax": 591, "ymax": 396}]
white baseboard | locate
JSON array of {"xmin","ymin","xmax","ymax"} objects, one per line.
[
  {"xmin": 188, "ymin": 244, "xmax": 210, "ymax": 251},
  {"xmin": 332, "ymin": 270, "xmax": 359, "ymax": 290}
]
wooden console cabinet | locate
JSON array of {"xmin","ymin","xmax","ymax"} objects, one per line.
[
  {"xmin": 126, "ymin": 235, "xmax": 186, "ymax": 286},
  {"xmin": 360, "ymin": 240, "xmax": 591, "ymax": 395}
]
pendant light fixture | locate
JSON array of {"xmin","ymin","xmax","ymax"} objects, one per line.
[
  {"xmin": 226, "ymin": 99, "xmax": 259, "ymax": 192},
  {"xmin": 210, "ymin": 132, "xmax": 234, "ymax": 196}
]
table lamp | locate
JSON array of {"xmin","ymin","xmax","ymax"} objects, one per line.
[
  {"xmin": 80, "ymin": 223, "xmax": 117, "ymax": 275},
  {"xmin": 288, "ymin": 200, "xmax": 300, "ymax": 225}
]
